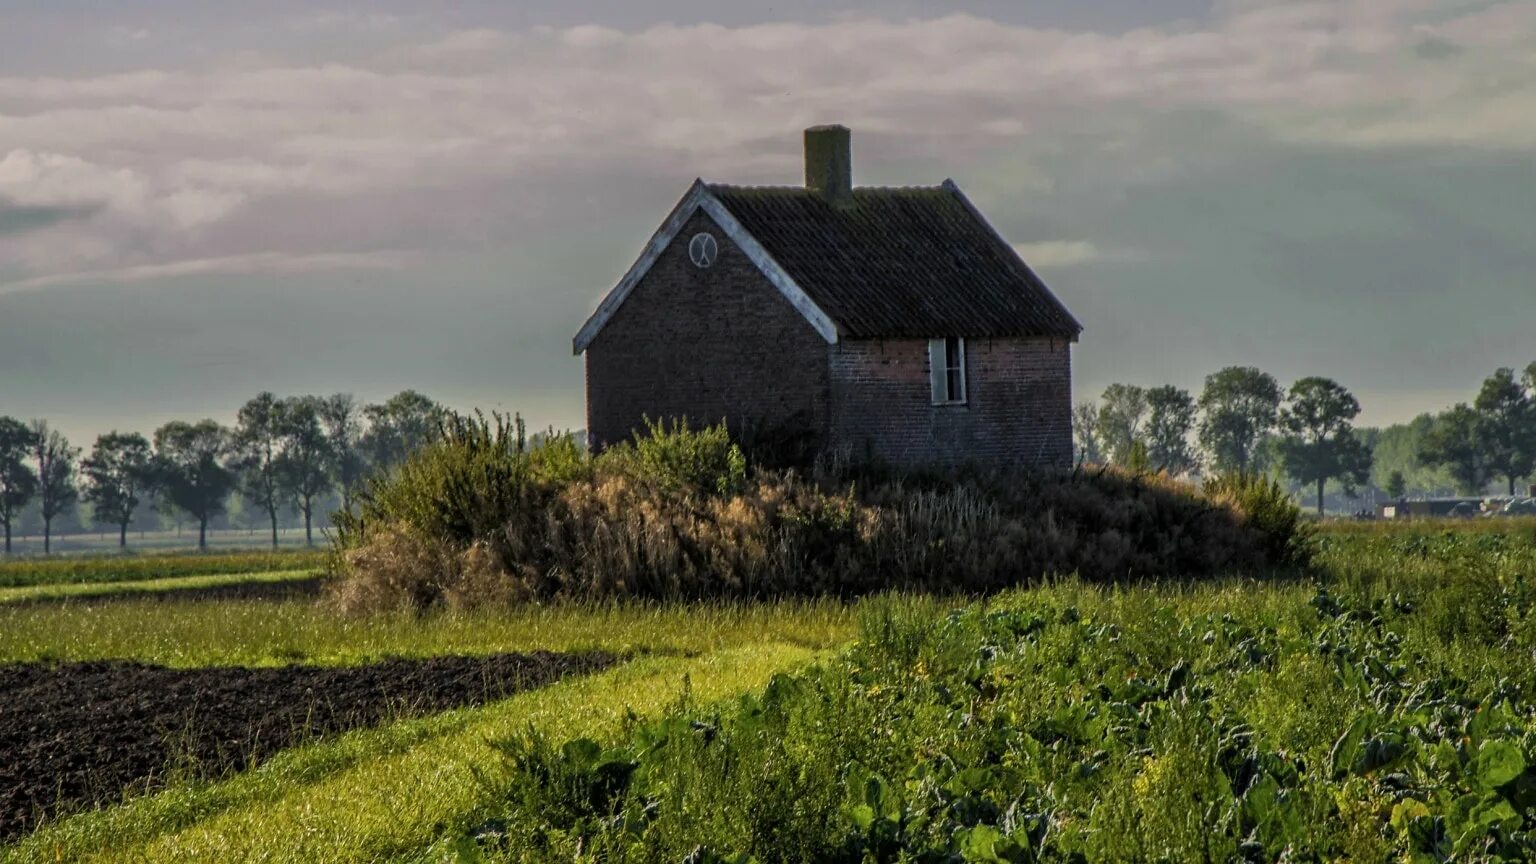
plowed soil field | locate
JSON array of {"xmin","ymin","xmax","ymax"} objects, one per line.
[{"xmin": 0, "ymin": 650, "xmax": 617, "ymax": 838}]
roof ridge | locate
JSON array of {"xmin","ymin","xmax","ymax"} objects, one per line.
[{"xmin": 706, "ymin": 182, "xmax": 948, "ymax": 193}]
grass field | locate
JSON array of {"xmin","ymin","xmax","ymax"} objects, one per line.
[
  {"xmin": 0, "ymin": 548, "xmax": 325, "ymax": 588},
  {"xmin": 0, "ymin": 568, "xmax": 320, "ymax": 606},
  {"xmin": 4, "ymin": 523, "xmax": 1535, "ymax": 861}
]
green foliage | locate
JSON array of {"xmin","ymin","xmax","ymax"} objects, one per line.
[
  {"xmin": 81, "ymin": 431, "xmax": 156, "ymax": 543},
  {"xmin": 1203, "ymin": 472, "xmax": 1313, "ymax": 568},
  {"xmin": 1420, "ymin": 404, "xmax": 1491, "ymax": 495},
  {"xmin": 604, "ymin": 417, "xmax": 747, "ymax": 496},
  {"xmin": 153, "ymin": 419, "xmax": 238, "ymax": 549},
  {"xmin": 1145, "ymin": 384, "xmax": 1199, "ymax": 474},
  {"xmin": 1472, "ymin": 367, "xmax": 1536, "ymax": 495},
  {"xmin": 1275, "ymin": 377, "xmax": 1373, "ymax": 515},
  {"xmin": 1199, "ymin": 366, "xmax": 1283, "ymax": 475},
  {"xmin": 1096, "ymin": 383, "xmax": 1147, "ymax": 466},
  {"xmin": 1384, "ymin": 469, "xmax": 1407, "ymax": 500},
  {"xmin": 464, "ymin": 527, "xmax": 1536, "ymax": 863},
  {"xmin": 0, "ymin": 416, "xmax": 39, "ymax": 553}
]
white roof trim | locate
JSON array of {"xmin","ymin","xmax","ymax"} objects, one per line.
[{"xmin": 572, "ymin": 181, "xmax": 839, "ymax": 354}]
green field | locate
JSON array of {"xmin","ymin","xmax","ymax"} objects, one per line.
[
  {"xmin": 4, "ymin": 524, "xmax": 1535, "ymax": 861},
  {"xmin": 0, "ymin": 548, "xmax": 326, "ymax": 588},
  {"xmin": 0, "ymin": 568, "xmax": 320, "ymax": 606}
]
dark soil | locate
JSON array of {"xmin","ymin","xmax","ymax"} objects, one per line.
[{"xmin": 0, "ymin": 650, "xmax": 618, "ymax": 839}]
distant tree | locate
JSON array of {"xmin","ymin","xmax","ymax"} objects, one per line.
[
  {"xmin": 362, "ymin": 390, "xmax": 444, "ymax": 473},
  {"xmin": 276, "ymin": 396, "xmax": 333, "ymax": 546},
  {"xmin": 1472, "ymin": 368, "xmax": 1536, "ymax": 496},
  {"xmin": 81, "ymin": 431, "xmax": 156, "ymax": 548},
  {"xmin": 1144, "ymin": 385, "xmax": 1199, "ymax": 475},
  {"xmin": 319, "ymin": 393, "xmax": 367, "ymax": 512},
  {"xmin": 1096, "ymin": 384, "xmax": 1148, "ymax": 466},
  {"xmin": 1275, "ymin": 377, "xmax": 1373, "ymax": 516},
  {"xmin": 233, "ymin": 392, "xmax": 287, "ymax": 549},
  {"xmin": 1419, "ymin": 405, "xmax": 1489, "ymax": 495},
  {"xmin": 1385, "ymin": 469, "xmax": 1407, "ymax": 500},
  {"xmin": 1071, "ymin": 401, "xmax": 1104, "ymax": 465},
  {"xmin": 0, "ymin": 417, "xmax": 38, "ymax": 554},
  {"xmin": 1198, "ymin": 367, "xmax": 1283, "ymax": 476},
  {"xmin": 154, "ymin": 420, "xmax": 236, "ymax": 550},
  {"xmin": 30, "ymin": 420, "xmax": 79, "ymax": 554}
]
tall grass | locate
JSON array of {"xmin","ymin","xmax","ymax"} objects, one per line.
[{"xmin": 331, "ymin": 417, "xmax": 1307, "ymax": 610}]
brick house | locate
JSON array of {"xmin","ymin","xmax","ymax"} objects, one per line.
[{"xmin": 573, "ymin": 126, "xmax": 1082, "ymax": 468}]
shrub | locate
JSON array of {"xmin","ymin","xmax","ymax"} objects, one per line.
[
  {"xmin": 331, "ymin": 419, "xmax": 1309, "ymax": 610},
  {"xmin": 1204, "ymin": 473, "xmax": 1313, "ymax": 568}
]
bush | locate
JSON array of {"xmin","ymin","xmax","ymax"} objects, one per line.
[
  {"xmin": 1204, "ymin": 473, "xmax": 1313, "ymax": 568},
  {"xmin": 330, "ymin": 420, "xmax": 1309, "ymax": 611}
]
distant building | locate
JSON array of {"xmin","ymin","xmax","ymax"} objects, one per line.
[{"xmin": 573, "ymin": 125, "xmax": 1082, "ymax": 468}]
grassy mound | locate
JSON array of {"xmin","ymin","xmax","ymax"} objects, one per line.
[{"xmin": 329, "ymin": 416, "xmax": 1307, "ymax": 610}]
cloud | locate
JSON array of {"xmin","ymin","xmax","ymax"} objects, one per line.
[
  {"xmin": 0, "ymin": 1, "xmax": 1530, "ymax": 289},
  {"xmin": 0, "ymin": 250, "xmax": 413, "ymax": 294},
  {"xmin": 1013, "ymin": 241, "xmax": 1109, "ymax": 269},
  {"xmin": 0, "ymin": 196, "xmax": 96, "ymax": 236}
]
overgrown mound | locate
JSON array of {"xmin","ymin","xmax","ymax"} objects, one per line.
[{"xmin": 329, "ymin": 416, "xmax": 1306, "ymax": 611}]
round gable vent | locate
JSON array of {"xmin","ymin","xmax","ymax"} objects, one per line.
[{"xmin": 688, "ymin": 232, "xmax": 719, "ymax": 269}]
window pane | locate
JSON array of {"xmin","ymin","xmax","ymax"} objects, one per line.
[
  {"xmin": 947, "ymin": 369, "xmax": 963, "ymax": 401},
  {"xmin": 945, "ymin": 337, "xmax": 962, "ymax": 369}
]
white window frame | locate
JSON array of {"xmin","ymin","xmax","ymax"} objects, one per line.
[{"xmin": 928, "ymin": 337, "xmax": 967, "ymax": 405}]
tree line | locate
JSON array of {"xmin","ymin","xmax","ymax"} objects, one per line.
[
  {"xmin": 1074, "ymin": 363, "xmax": 1536, "ymax": 515},
  {"xmin": 0, "ymin": 390, "xmax": 445, "ymax": 553}
]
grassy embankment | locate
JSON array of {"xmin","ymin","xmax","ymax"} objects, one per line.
[
  {"xmin": 0, "ymin": 549, "xmax": 326, "ymax": 588},
  {"xmin": 0, "ymin": 569, "xmax": 319, "ymax": 606}
]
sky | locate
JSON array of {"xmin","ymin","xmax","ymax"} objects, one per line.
[{"xmin": 1, "ymin": 0, "xmax": 1533, "ymax": 445}]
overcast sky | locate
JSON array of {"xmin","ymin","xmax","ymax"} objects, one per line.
[{"xmin": 1, "ymin": 0, "xmax": 1533, "ymax": 445}]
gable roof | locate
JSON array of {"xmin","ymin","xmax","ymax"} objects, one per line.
[{"xmin": 572, "ymin": 179, "xmax": 1081, "ymax": 354}]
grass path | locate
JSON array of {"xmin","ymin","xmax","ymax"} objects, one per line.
[
  {"xmin": 5, "ymin": 645, "xmax": 823, "ymax": 863},
  {"xmin": 0, "ymin": 569, "xmax": 317, "ymax": 605}
]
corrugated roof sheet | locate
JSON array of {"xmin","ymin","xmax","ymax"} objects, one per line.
[{"xmin": 707, "ymin": 182, "xmax": 1081, "ymax": 340}]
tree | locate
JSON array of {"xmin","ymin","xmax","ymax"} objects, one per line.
[
  {"xmin": 30, "ymin": 420, "xmax": 79, "ymax": 554},
  {"xmin": 1096, "ymin": 384, "xmax": 1148, "ymax": 467},
  {"xmin": 81, "ymin": 431, "xmax": 156, "ymax": 548},
  {"xmin": 362, "ymin": 390, "xmax": 443, "ymax": 473},
  {"xmin": 1419, "ymin": 405, "xmax": 1489, "ymax": 495},
  {"xmin": 319, "ymin": 393, "xmax": 366, "ymax": 512},
  {"xmin": 1384, "ymin": 470, "xmax": 1407, "ymax": 500},
  {"xmin": 233, "ymin": 392, "xmax": 286, "ymax": 549},
  {"xmin": 1198, "ymin": 367, "xmax": 1283, "ymax": 475},
  {"xmin": 0, "ymin": 417, "xmax": 38, "ymax": 554},
  {"xmin": 1071, "ymin": 401, "xmax": 1104, "ymax": 465},
  {"xmin": 1472, "ymin": 368, "xmax": 1536, "ymax": 496},
  {"xmin": 154, "ymin": 420, "xmax": 236, "ymax": 550},
  {"xmin": 1275, "ymin": 377, "xmax": 1373, "ymax": 516},
  {"xmin": 1144, "ymin": 385, "xmax": 1199, "ymax": 475},
  {"xmin": 277, "ymin": 396, "xmax": 334, "ymax": 546}
]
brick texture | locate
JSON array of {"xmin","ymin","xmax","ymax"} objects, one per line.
[
  {"xmin": 584, "ymin": 213, "xmax": 1074, "ymax": 468},
  {"xmin": 585, "ymin": 211, "xmax": 832, "ymax": 450},
  {"xmin": 827, "ymin": 337, "xmax": 1073, "ymax": 468}
]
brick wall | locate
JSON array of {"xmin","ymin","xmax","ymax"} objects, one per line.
[
  {"xmin": 585, "ymin": 211, "xmax": 832, "ymax": 450},
  {"xmin": 827, "ymin": 337, "xmax": 1073, "ymax": 468}
]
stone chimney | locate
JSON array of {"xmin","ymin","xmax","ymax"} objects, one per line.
[{"xmin": 804, "ymin": 125, "xmax": 852, "ymax": 204}]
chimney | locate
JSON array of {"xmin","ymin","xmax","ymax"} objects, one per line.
[{"xmin": 804, "ymin": 125, "xmax": 852, "ymax": 203}]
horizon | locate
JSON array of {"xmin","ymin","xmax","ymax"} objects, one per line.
[{"xmin": 3, "ymin": 0, "xmax": 1534, "ymax": 448}]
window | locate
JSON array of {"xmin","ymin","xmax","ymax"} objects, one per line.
[
  {"xmin": 929, "ymin": 337, "xmax": 967, "ymax": 405},
  {"xmin": 688, "ymin": 232, "xmax": 719, "ymax": 268}
]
